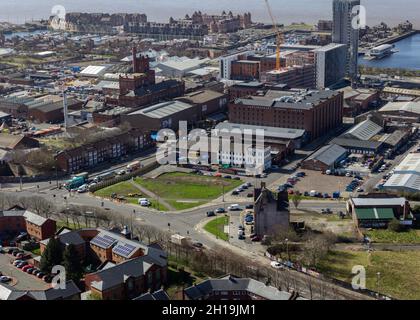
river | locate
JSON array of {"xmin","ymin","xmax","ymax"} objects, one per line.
[{"xmin": 359, "ymin": 33, "xmax": 420, "ymax": 70}]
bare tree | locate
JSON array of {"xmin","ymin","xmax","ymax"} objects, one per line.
[{"xmin": 291, "ymin": 192, "xmax": 302, "ymax": 210}]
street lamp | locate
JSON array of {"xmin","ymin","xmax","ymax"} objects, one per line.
[
  {"xmin": 376, "ymin": 272, "xmax": 381, "ymax": 297},
  {"xmin": 285, "ymin": 238, "xmax": 290, "ymax": 261}
]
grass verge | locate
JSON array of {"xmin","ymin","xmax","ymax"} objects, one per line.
[{"xmin": 204, "ymin": 216, "xmax": 230, "ymax": 241}]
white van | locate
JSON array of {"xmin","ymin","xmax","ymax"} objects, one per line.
[
  {"xmin": 138, "ymin": 198, "xmax": 150, "ymax": 207},
  {"xmin": 228, "ymin": 204, "xmax": 241, "ymax": 211},
  {"xmin": 77, "ymin": 184, "xmax": 88, "ymax": 193},
  {"xmin": 309, "ymin": 190, "xmax": 317, "ymax": 197}
]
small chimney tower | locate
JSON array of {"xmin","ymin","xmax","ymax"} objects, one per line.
[{"xmin": 132, "ymin": 47, "xmax": 139, "ymax": 73}]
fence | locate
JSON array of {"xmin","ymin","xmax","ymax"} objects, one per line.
[
  {"xmin": 89, "ymin": 161, "xmax": 160, "ymax": 193},
  {"xmin": 265, "ymin": 250, "xmax": 394, "ymax": 300}
]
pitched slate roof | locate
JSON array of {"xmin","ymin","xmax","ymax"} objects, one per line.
[
  {"xmin": 184, "ymin": 275, "xmax": 292, "ymax": 300},
  {"xmin": 89, "ymin": 254, "xmax": 167, "ymax": 291},
  {"xmin": 0, "ymin": 281, "xmax": 80, "ymax": 300},
  {"xmin": 133, "ymin": 289, "xmax": 170, "ymax": 300}
]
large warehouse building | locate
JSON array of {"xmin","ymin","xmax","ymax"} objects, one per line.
[
  {"xmin": 228, "ymin": 89, "xmax": 343, "ymax": 141},
  {"xmin": 383, "ymin": 153, "xmax": 420, "ymax": 193}
]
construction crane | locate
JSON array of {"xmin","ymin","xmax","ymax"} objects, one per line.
[{"xmin": 264, "ymin": 0, "xmax": 283, "ymax": 71}]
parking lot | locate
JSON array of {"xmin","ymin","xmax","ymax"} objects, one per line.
[
  {"xmin": 228, "ymin": 210, "xmax": 266, "ymax": 256},
  {"xmin": 0, "ymin": 250, "xmax": 49, "ymax": 290},
  {"xmin": 289, "ymin": 170, "xmax": 355, "ymax": 195}
]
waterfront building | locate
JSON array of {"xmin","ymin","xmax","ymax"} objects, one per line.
[
  {"xmin": 332, "ymin": 0, "xmax": 361, "ymax": 82},
  {"xmin": 314, "ymin": 43, "xmax": 347, "ymax": 89}
]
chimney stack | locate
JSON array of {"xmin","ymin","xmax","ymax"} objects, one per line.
[{"xmin": 132, "ymin": 47, "xmax": 139, "ymax": 73}]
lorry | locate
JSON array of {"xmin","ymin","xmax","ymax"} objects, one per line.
[
  {"xmin": 127, "ymin": 161, "xmax": 141, "ymax": 172},
  {"xmin": 93, "ymin": 171, "xmax": 116, "ymax": 183},
  {"xmin": 74, "ymin": 172, "xmax": 89, "ymax": 180},
  {"xmin": 170, "ymin": 234, "xmax": 191, "ymax": 246},
  {"xmin": 64, "ymin": 176, "xmax": 86, "ymax": 191}
]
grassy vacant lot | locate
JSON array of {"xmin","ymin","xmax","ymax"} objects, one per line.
[
  {"xmin": 94, "ymin": 181, "xmax": 140, "ymax": 198},
  {"xmin": 94, "ymin": 181, "xmax": 169, "ymax": 211},
  {"xmin": 318, "ymin": 250, "xmax": 420, "ymax": 299},
  {"xmin": 134, "ymin": 172, "xmax": 242, "ymax": 210},
  {"xmin": 204, "ymin": 216, "xmax": 230, "ymax": 241},
  {"xmin": 365, "ymin": 229, "xmax": 420, "ymax": 244}
]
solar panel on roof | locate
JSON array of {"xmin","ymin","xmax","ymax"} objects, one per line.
[
  {"xmin": 91, "ymin": 233, "xmax": 117, "ymax": 249},
  {"xmin": 113, "ymin": 242, "xmax": 137, "ymax": 257}
]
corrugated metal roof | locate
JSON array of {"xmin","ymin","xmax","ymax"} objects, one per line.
[
  {"xmin": 379, "ymin": 101, "xmax": 420, "ymax": 115},
  {"xmin": 306, "ymin": 144, "xmax": 347, "ymax": 166},
  {"xmin": 344, "ymin": 119, "xmax": 383, "ymax": 141},
  {"xmin": 130, "ymin": 101, "xmax": 194, "ymax": 119},
  {"xmin": 355, "ymin": 207, "xmax": 395, "ymax": 220}
]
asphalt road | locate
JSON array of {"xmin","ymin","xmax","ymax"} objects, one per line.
[{"xmin": 2, "ymin": 184, "xmax": 372, "ymax": 300}]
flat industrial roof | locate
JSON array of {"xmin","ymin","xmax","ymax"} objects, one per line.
[
  {"xmin": 351, "ymin": 197, "xmax": 406, "ymax": 207},
  {"xmin": 129, "ymin": 100, "xmax": 194, "ymax": 119},
  {"xmin": 215, "ymin": 122, "xmax": 305, "ymax": 140},
  {"xmin": 379, "ymin": 101, "xmax": 420, "ymax": 115}
]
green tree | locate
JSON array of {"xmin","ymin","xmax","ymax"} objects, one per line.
[
  {"xmin": 40, "ymin": 237, "xmax": 63, "ymax": 273},
  {"xmin": 388, "ymin": 218, "xmax": 406, "ymax": 233},
  {"xmin": 62, "ymin": 244, "xmax": 84, "ymax": 283}
]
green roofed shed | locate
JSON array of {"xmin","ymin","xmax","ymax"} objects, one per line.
[{"xmin": 354, "ymin": 207, "xmax": 395, "ymax": 220}]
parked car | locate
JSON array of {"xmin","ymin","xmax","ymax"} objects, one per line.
[
  {"xmin": 12, "ymin": 250, "xmax": 22, "ymax": 256},
  {"xmin": 117, "ymin": 170, "xmax": 126, "ymax": 176},
  {"xmin": 77, "ymin": 184, "xmax": 89, "ymax": 193},
  {"xmin": 138, "ymin": 198, "xmax": 151, "ymax": 207},
  {"xmin": 228, "ymin": 204, "xmax": 241, "ymax": 211},
  {"xmin": 245, "ymin": 204, "xmax": 254, "ymax": 209},
  {"xmin": 270, "ymin": 261, "xmax": 283, "ymax": 269},
  {"xmin": 17, "ymin": 262, "xmax": 28, "ymax": 268},
  {"xmin": 206, "ymin": 211, "xmax": 216, "ymax": 217},
  {"xmin": 33, "ymin": 270, "xmax": 41, "ymax": 276},
  {"xmin": 224, "ymin": 175, "xmax": 232, "ymax": 179},
  {"xmin": 43, "ymin": 275, "xmax": 53, "ymax": 283},
  {"xmin": 26, "ymin": 268, "xmax": 35, "ymax": 274},
  {"xmin": 29, "ymin": 268, "xmax": 39, "ymax": 275},
  {"xmin": 238, "ymin": 234, "xmax": 245, "ymax": 240},
  {"xmin": 247, "ymin": 193, "xmax": 254, "ymax": 198},
  {"xmin": 37, "ymin": 272, "xmax": 46, "ymax": 279},
  {"xmin": 192, "ymin": 242, "xmax": 204, "ymax": 249},
  {"xmin": 231, "ymin": 191, "xmax": 239, "ymax": 196},
  {"xmin": 22, "ymin": 265, "xmax": 34, "ymax": 272},
  {"xmin": 0, "ymin": 276, "xmax": 12, "ymax": 283},
  {"xmin": 7, "ymin": 248, "xmax": 17, "ymax": 254}
]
